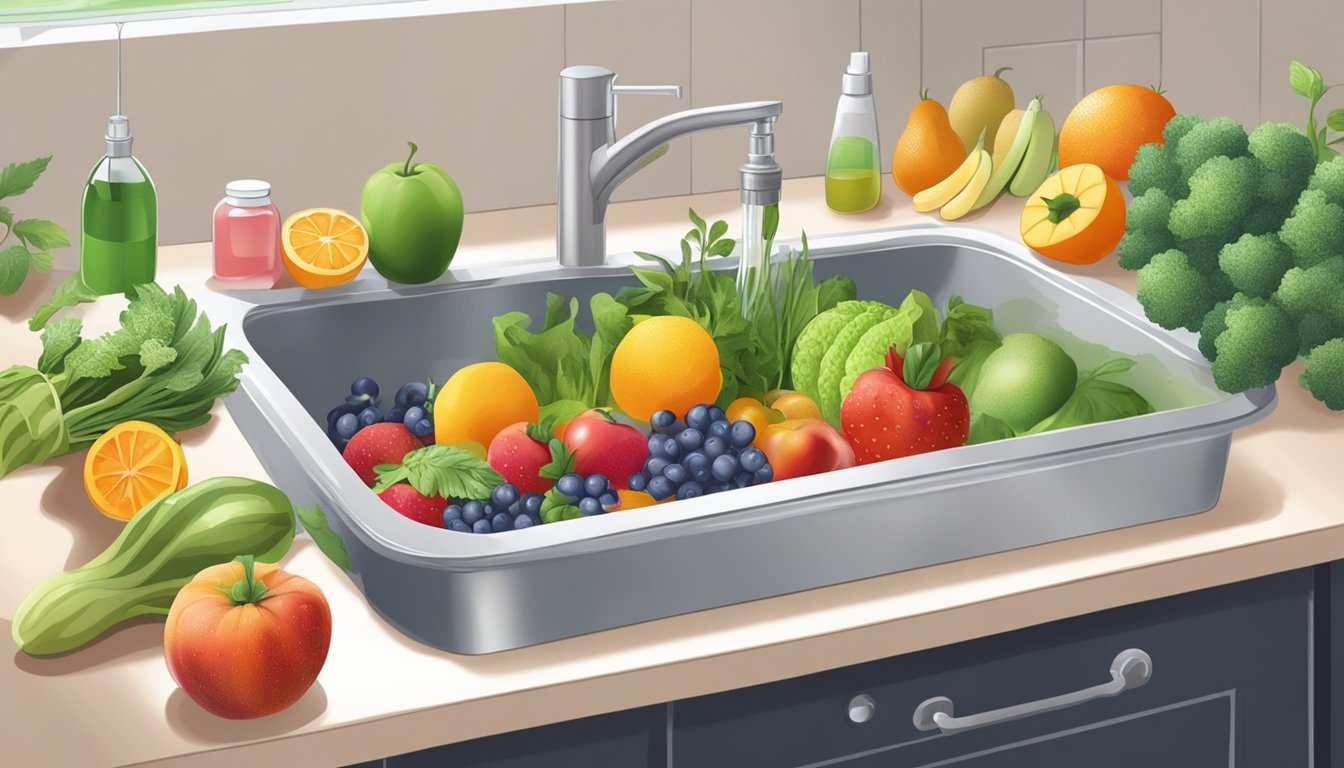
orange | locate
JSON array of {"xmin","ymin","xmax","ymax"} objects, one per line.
[
  {"xmin": 433, "ymin": 362, "xmax": 540, "ymax": 448},
  {"xmin": 82, "ymin": 421, "xmax": 189, "ymax": 521},
  {"xmin": 610, "ymin": 316, "xmax": 722, "ymax": 422},
  {"xmin": 1057, "ymin": 85, "xmax": 1175, "ymax": 181},
  {"xmin": 281, "ymin": 208, "xmax": 369, "ymax": 289},
  {"xmin": 891, "ymin": 93, "xmax": 968, "ymax": 196},
  {"xmin": 1021, "ymin": 164, "xmax": 1127, "ymax": 265}
]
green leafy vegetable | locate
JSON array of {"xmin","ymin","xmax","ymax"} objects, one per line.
[
  {"xmin": 1024, "ymin": 359, "xmax": 1152, "ymax": 434},
  {"xmin": 540, "ymin": 486, "xmax": 583, "ymax": 523},
  {"xmin": 538, "ymin": 438, "xmax": 577, "ymax": 481},
  {"xmin": 295, "ymin": 504, "xmax": 352, "ymax": 572},
  {"xmin": 371, "ymin": 443, "xmax": 503, "ymax": 498},
  {"xmin": 968, "ymin": 413, "xmax": 1015, "ymax": 445},
  {"xmin": 30, "ymin": 272, "xmax": 99, "ymax": 331},
  {"xmin": 0, "ymin": 157, "xmax": 51, "ymax": 199},
  {"xmin": 0, "ymin": 156, "xmax": 67, "ymax": 298}
]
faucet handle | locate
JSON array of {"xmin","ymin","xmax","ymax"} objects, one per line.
[{"xmin": 611, "ymin": 84, "xmax": 683, "ymax": 99}]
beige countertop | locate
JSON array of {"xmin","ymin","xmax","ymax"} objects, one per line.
[{"xmin": 3, "ymin": 176, "xmax": 1343, "ymax": 768}]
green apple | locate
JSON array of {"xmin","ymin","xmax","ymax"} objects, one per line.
[{"xmin": 360, "ymin": 141, "xmax": 464, "ymax": 284}]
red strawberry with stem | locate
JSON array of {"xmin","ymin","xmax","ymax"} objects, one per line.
[
  {"xmin": 342, "ymin": 423, "xmax": 424, "ymax": 486},
  {"xmin": 488, "ymin": 419, "xmax": 568, "ymax": 495},
  {"xmin": 378, "ymin": 483, "xmax": 448, "ymax": 528},
  {"xmin": 840, "ymin": 343, "xmax": 969, "ymax": 465}
]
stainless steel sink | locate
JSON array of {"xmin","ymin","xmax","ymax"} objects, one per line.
[{"xmin": 194, "ymin": 225, "xmax": 1275, "ymax": 654}]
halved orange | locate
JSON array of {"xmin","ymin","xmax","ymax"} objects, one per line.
[
  {"xmin": 83, "ymin": 421, "xmax": 189, "ymax": 521},
  {"xmin": 281, "ymin": 207, "xmax": 369, "ymax": 289}
]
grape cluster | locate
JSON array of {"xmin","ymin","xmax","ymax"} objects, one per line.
[
  {"xmin": 326, "ymin": 377, "xmax": 435, "ymax": 449},
  {"xmin": 630, "ymin": 404, "xmax": 772, "ymax": 501},
  {"xmin": 555, "ymin": 472, "xmax": 620, "ymax": 516},
  {"xmin": 442, "ymin": 482, "xmax": 544, "ymax": 533}
]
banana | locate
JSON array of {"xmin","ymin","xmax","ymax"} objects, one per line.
[
  {"xmin": 912, "ymin": 132, "xmax": 985, "ymax": 213},
  {"xmin": 972, "ymin": 98, "xmax": 1041, "ymax": 211},
  {"xmin": 940, "ymin": 149, "xmax": 993, "ymax": 220},
  {"xmin": 1008, "ymin": 104, "xmax": 1056, "ymax": 197}
]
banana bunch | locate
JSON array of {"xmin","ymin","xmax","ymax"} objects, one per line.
[{"xmin": 913, "ymin": 97, "xmax": 1056, "ymax": 221}]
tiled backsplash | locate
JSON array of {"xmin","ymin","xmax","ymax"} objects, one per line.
[{"xmin": 0, "ymin": 0, "xmax": 1339, "ymax": 247}]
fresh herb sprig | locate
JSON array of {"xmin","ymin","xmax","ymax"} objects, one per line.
[
  {"xmin": 372, "ymin": 443, "xmax": 503, "ymax": 498},
  {"xmin": 1290, "ymin": 60, "xmax": 1344, "ymax": 162},
  {"xmin": 0, "ymin": 157, "xmax": 68, "ymax": 297}
]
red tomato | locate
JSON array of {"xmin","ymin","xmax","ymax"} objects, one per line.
[
  {"xmin": 562, "ymin": 409, "xmax": 648, "ymax": 489},
  {"xmin": 164, "ymin": 557, "xmax": 331, "ymax": 719}
]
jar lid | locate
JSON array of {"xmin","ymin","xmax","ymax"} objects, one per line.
[{"xmin": 225, "ymin": 179, "xmax": 271, "ymax": 198}]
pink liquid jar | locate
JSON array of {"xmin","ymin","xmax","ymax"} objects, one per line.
[{"xmin": 213, "ymin": 179, "xmax": 282, "ymax": 288}]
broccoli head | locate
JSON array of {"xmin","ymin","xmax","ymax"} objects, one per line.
[
  {"xmin": 1117, "ymin": 229, "xmax": 1175, "ymax": 271},
  {"xmin": 1126, "ymin": 187, "xmax": 1174, "ymax": 235},
  {"xmin": 1177, "ymin": 235, "xmax": 1234, "ymax": 274},
  {"xmin": 1244, "ymin": 199, "xmax": 1296, "ymax": 235},
  {"xmin": 1307, "ymin": 155, "xmax": 1344, "ymax": 208},
  {"xmin": 1137, "ymin": 249, "xmax": 1223, "ymax": 331},
  {"xmin": 1301, "ymin": 339, "xmax": 1344, "ymax": 410},
  {"xmin": 1173, "ymin": 117, "xmax": 1250, "ymax": 180},
  {"xmin": 1274, "ymin": 256, "xmax": 1344, "ymax": 322},
  {"xmin": 1218, "ymin": 232, "xmax": 1293, "ymax": 297},
  {"xmin": 1278, "ymin": 189, "xmax": 1344, "ymax": 268},
  {"xmin": 1248, "ymin": 122, "xmax": 1317, "ymax": 204},
  {"xmin": 1163, "ymin": 114, "xmax": 1205, "ymax": 146},
  {"xmin": 1211, "ymin": 299, "xmax": 1299, "ymax": 393},
  {"xmin": 1128, "ymin": 143, "xmax": 1184, "ymax": 198},
  {"xmin": 1199, "ymin": 293, "xmax": 1258, "ymax": 361},
  {"xmin": 1168, "ymin": 155, "xmax": 1262, "ymax": 241},
  {"xmin": 1297, "ymin": 312, "xmax": 1344, "ymax": 357}
]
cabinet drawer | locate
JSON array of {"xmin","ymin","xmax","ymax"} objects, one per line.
[{"xmin": 673, "ymin": 570, "xmax": 1312, "ymax": 768}]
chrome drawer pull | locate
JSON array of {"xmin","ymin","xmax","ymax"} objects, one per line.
[{"xmin": 912, "ymin": 648, "xmax": 1152, "ymax": 735}]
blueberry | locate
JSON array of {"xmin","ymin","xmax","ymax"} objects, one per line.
[
  {"xmin": 442, "ymin": 504, "xmax": 463, "ymax": 523},
  {"xmin": 462, "ymin": 500, "xmax": 485, "ymax": 525},
  {"xmin": 402, "ymin": 405, "xmax": 426, "ymax": 429},
  {"xmin": 648, "ymin": 434, "xmax": 669, "ymax": 457},
  {"xmin": 663, "ymin": 463, "xmax": 688, "ymax": 484},
  {"xmin": 336, "ymin": 413, "xmax": 360, "ymax": 439},
  {"xmin": 708, "ymin": 405, "xmax": 726, "ymax": 422},
  {"xmin": 754, "ymin": 465, "xmax": 774, "ymax": 484},
  {"xmin": 357, "ymin": 406, "xmax": 382, "ymax": 428},
  {"xmin": 492, "ymin": 483, "xmax": 520, "ymax": 508},
  {"xmin": 646, "ymin": 457, "xmax": 670, "ymax": 477},
  {"xmin": 734, "ymin": 471, "xmax": 753, "ymax": 489},
  {"xmin": 448, "ymin": 519, "xmax": 472, "ymax": 533},
  {"xmin": 556, "ymin": 473, "xmax": 585, "ymax": 498},
  {"xmin": 396, "ymin": 381, "xmax": 429, "ymax": 408},
  {"xmin": 600, "ymin": 490, "xmax": 620, "ymax": 507},
  {"xmin": 647, "ymin": 475, "xmax": 676, "ymax": 501},
  {"xmin": 578, "ymin": 496, "xmax": 603, "ymax": 516},
  {"xmin": 663, "ymin": 436, "xmax": 683, "ymax": 459},
  {"xmin": 346, "ymin": 393, "xmax": 378, "ymax": 408},
  {"xmin": 583, "ymin": 474, "xmax": 609, "ymax": 498},
  {"xmin": 413, "ymin": 419, "xmax": 434, "ymax": 437},
  {"xmin": 686, "ymin": 404, "xmax": 711, "ymax": 431},
  {"xmin": 739, "ymin": 447, "xmax": 767, "ymax": 473},
  {"xmin": 351, "ymin": 377, "xmax": 379, "ymax": 398},
  {"xmin": 712, "ymin": 454, "xmax": 740, "ymax": 482},
  {"xmin": 676, "ymin": 481, "xmax": 704, "ymax": 500},
  {"xmin": 650, "ymin": 410, "xmax": 678, "ymax": 433},
  {"xmin": 628, "ymin": 473, "xmax": 648, "ymax": 492},
  {"xmin": 472, "ymin": 519, "xmax": 492, "ymax": 534},
  {"xmin": 704, "ymin": 436, "xmax": 728, "ymax": 459},
  {"xmin": 729, "ymin": 421, "xmax": 756, "ymax": 448},
  {"xmin": 513, "ymin": 514, "xmax": 535, "ymax": 530},
  {"xmin": 708, "ymin": 419, "xmax": 731, "ymax": 439},
  {"xmin": 491, "ymin": 513, "xmax": 512, "ymax": 532},
  {"xmin": 523, "ymin": 493, "xmax": 544, "ymax": 516},
  {"xmin": 685, "ymin": 451, "xmax": 709, "ymax": 475},
  {"xmin": 386, "ymin": 406, "xmax": 407, "ymax": 424},
  {"xmin": 676, "ymin": 428, "xmax": 704, "ymax": 452}
]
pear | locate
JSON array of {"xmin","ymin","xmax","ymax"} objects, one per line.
[{"xmin": 948, "ymin": 67, "xmax": 1016, "ymax": 153}]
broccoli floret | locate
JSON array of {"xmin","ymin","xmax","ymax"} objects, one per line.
[
  {"xmin": 1274, "ymin": 256, "xmax": 1344, "ymax": 322},
  {"xmin": 1278, "ymin": 189, "xmax": 1344, "ymax": 268},
  {"xmin": 1211, "ymin": 299, "xmax": 1299, "ymax": 393},
  {"xmin": 1168, "ymin": 156, "xmax": 1262, "ymax": 241},
  {"xmin": 1199, "ymin": 293, "xmax": 1259, "ymax": 361},
  {"xmin": 1301, "ymin": 339, "xmax": 1344, "ymax": 410},
  {"xmin": 1248, "ymin": 122, "xmax": 1317, "ymax": 204},
  {"xmin": 1173, "ymin": 118, "xmax": 1250, "ymax": 181},
  {"xmin": 1218, "ymin": 233, "xmax": 1293, "ymax": 297},
  {"xmin": 1137, "ymin": 249, "xmax": 1222, "ymax": 331},
  {"xmin": 1177, "ymin": 235, "xmax": 1232, "ymax": 274},
  {"xmin": 1128, "ymin": 143, "xmax": 1184, "ymax": 198},
  {"xmin": 1307, "ymin": 155, "xmax": 1344, "ymax": 208},
  {"xmin": 1117, "ymin": 229, "xmax": 1174, "ymax": 271},
  {"xmin": 1163, "ymin": 114, "xmax": 1205, "ymax": 146},
  {"xmin": 1244, "ymin": 199, "xmax": 1296, "ymax": 235},
  {"xmin": 1126, "ymin": 187, "xmax": 1174, "ymax": 234},
  {"xmin": 1297, "ymin": 312, "xmax": 1344, "ymax": 356}
]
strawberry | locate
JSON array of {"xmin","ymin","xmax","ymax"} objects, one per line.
[
  {"xmin": 378, "ymin": 483, "xmax": 448, "ymax": 527},
  {"xmin": 487, "ymin": 421, "xmax": 554, "ymax": 495},
  {"xmin": 840, "ymin": 343, "xmax": 969, "ymax": 465},
  {"xmin": 342, "ymin": 423, "xmax": 423, "ymax": 486},
  {"xmin": 563, "ymin": 409, "xmax": 648, "ymax": 490}
]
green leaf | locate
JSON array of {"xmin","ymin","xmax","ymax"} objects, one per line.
[
  {"xmin": 0, "ymin": 157, "xmax": 51, "ymax": 200},
  {"xmin": 707, "ymin": 238, "xmax": 736, "ymax": 258},
  {"xmin": 0, "ymin": 206, "xmax": 12, "ymax": 239},
  {"xmin": 37, "ymin": 317, "xmax": 82, "ymax": 375},
  {"xmin": 0, "ymin": 245, "xmax": 30, "ymax": 295},
  {"xmin": 371, "ymin": 444, "xmax": 503, "ymax": 499},
  {"xmin": 1025, "ymin": 377, "xmax": 1152, "ymax": 435},
  {"xmin": 296, "ymin": 504, "xmax": 352, "ymax": 572},
  {"xmin": 12, "ymin": 219, "xmax": 69, "ymax": 251},
  {"xmin": 631, "ymin": 266, "xmax": 675, "ymax": 292},
  {"xmin": 493, "ymin": 306, "xmax": 593, "ymax": 406},
  {"xmin": 28, "ymin": 251, "xmax": 53, "ymax": 272},
  {"xmin": 1328, "ymin": 108, "xmax": 1344, "ymax": 132},
  {"xmin": 538, "ymin": 437, "xmax": 576, "ymax": 481},
  {"xmin": 761, "ymin": 204, "xmax": 780, "ymax": 244},
  {"xmin": 539, "ymin": 399, "xmax": 589, "ymax": 425},
  {"xmin": 540, "ymin": 487, "xmax": 582, "ymax": 523},
  {"xmin": 938, "ymin": 294, "xmax": 1002, "ymax": 358},
  {"xmin": 816, "ymin": 274, "xmax": 857, "ymax": 313},
  {"xmin": 138, "ymin": 338, "xmax": 178, "ymax": 374},
  {"xmin": 902, "ymin": 342, "xmax": 942, "ymax": 390},
  {"xmin": 688, "ymin": 207, "xmax": 707, "ymax": 237},
  {"xmin": 968, "ymin": 413, "xmax": 1016, "ymax": 445},
  {"xmin": 707, "ymin": 219, "xmax": 729, "ymax": 245},
  {"xmin": 588, "ymin": 292, "xmax": 632, "ymax": 405},
  {"xmin": 1290, "ymin": 60, "xmax": 1326, "ymax": 100},
  {"xmin": 29, "ymin": 272, "xmax": 99, "ymax": 331},
  {"xmin": 945, "ymin": 339, "xmax": 999, "ymax": 401},
  {"xmin": 1084, "ymin": 357, "xmax": 1137, "ymax": 379}
]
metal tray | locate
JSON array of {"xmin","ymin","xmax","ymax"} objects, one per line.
[{"xmin": 198, "ymin": 225, "xmax": 1275, "ymax": 654}]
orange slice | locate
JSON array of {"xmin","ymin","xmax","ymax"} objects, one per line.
[
  {"xmin": 83, "ymin": 421, "xmax": 189, "ymax": 521},
  {"xmin": 281, "ymin": 208, "xmax": 369, "ymax": 289}
]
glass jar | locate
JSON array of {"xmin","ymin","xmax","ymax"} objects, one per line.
[{"xmin": 212, "ymin": 179, "xmax": 281, "ymax": 288}]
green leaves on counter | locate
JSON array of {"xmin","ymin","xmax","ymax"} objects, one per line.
[
  {"xmin": 0, "ymin": 156, "xmax": 66, "ymax": 298},
  {"xmin": 372, "ymin": 443, "xmax": 503, "ymax": 499},
  {"xmin": 30, "ymin": 273, "xmax": 99, "ymax": 331},
  {"xmin": 295, "ymin": 504, "xmax": 352, "ymax": 573}
]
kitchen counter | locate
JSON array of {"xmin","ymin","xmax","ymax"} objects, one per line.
[{"xmin": 3, "ymin": 176, "xmax": 1342, "ymax": 768}]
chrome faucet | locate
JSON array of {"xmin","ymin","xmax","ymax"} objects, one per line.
[{"xmin": 557, "ymin": 65, "xmax": 783, "ymax": 267}]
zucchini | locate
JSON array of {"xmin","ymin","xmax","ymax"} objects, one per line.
[{"xmin": 13, "ymin": 477, "xmax": 296, "ymax": 656}]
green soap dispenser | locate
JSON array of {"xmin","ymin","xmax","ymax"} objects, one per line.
[
  {"xmin": 81, "ymin": 23, "xmax": 157, "ymax": 296},
  {"xmin": 825, "ymin": 51, "xmax": 881, "ymax": 213}
]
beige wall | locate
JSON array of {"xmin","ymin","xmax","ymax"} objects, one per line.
[{"xmin": 1, "ymin": 0, "xmax": 1339, "ymax": 252}]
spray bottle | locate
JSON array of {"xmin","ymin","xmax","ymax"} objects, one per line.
[
  {"xmin": 825, "ymin": 52, "xmax": 881, "ymax": 213},
  {"xmin": 81, "ymin": 22, "xmax": 157, "ymax": 296}
]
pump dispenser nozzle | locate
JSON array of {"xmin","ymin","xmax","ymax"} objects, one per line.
[{"xmin": 842, "ymin": 51, "xmax": 872, "ymax": 96}]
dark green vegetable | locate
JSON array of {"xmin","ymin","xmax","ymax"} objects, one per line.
[{"xmin": 12, "ymin": 477, "xmax": 295, "ymax": 656}]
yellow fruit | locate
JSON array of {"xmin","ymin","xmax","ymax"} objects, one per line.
[
  {"xmin": 433, "ymin": 362, "xmax": 540, "ymax": 448},
  {"xmin": 992, "ymin": 109, "xmax": 1026, "ymax": 169},
  {"xmin": 948, "ymin": 67, "xmax": 1016, "ymax": 153},
  {"xmin": 1021, "ymin": 163, "xmax": 1127, "ymax": 265},
  {"xmin": 939, "ymin": 149, "xmax": 993, "ymax": 220},
  {"xmin": 281, "ymin": 208, "xmax": 369, "ymax": 289},
  {"xmin": 913, "ymin": 133, "xmax": 986, "ymax": 213},
  {"xmin": 83, "ymin": 421, "xmax": 189, "ymax": 521},
  {"xmin": 610, "ymin": 316, "xmax": 721, "ymax": 422}
]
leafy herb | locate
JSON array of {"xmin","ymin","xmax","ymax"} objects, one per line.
[
  {"xmin": 0, "ymin": 284, "xmax": 247, "ymax": 477},
  {"xmin": 372, "ymin": 443, "xmax": 503, "ymax": 498},
  {"xmin": 295, "ymin": 504, "xmax": 351, "ymax": 573},
  {"xmin": 30, "ymin": 272, "xmax": 99, "ymax": 331},
  {"xmin": 538, "ymin": 438, "xmax": 577, "ymax": 481},
  {"xmin": 540, "ymin": 486, "xmax": 582, "ymax": 523},
  {"xmin": 1290, "ymin": 60, "xmax": 1344, "ymax": 161},
  {"xmin": 0, "ymin": 157, "xmax": 66, "ymax": 297},
  {"xmin": 494, "ymin": 292, "xmax": 631, "ymax": 410}
]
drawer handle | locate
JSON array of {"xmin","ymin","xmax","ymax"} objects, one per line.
[{"xmin": 912, "ymin": 648, "xmax": 1152, "ymax": 735}]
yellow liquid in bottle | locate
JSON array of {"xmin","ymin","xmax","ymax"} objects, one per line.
[{"xmin": 825, "ymin": 136, "xmax": 881, "ymax": 213}]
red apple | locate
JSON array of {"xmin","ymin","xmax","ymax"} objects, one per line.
[
  {"xmin": 563, "ymin": 409, "xmax": 649, "ymax": 489},
  {"xmin": 756, "ymin": 419, "xmax": 856, "ymax": 481},
  {"xmin": 488, "ymin": 422, "xmax": 553, "ymax": 495}
]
